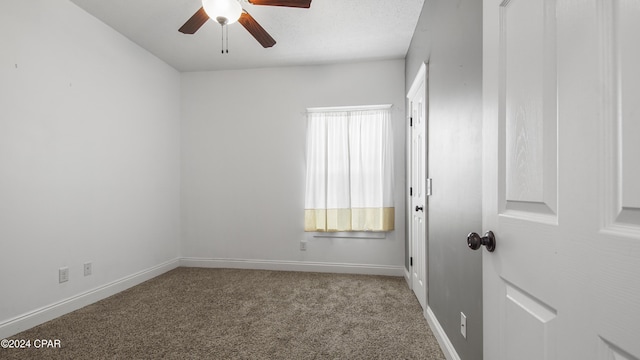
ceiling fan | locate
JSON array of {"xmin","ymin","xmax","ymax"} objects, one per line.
[{"xmin": 179, "ymin": 0, "xmax": 312, "ymax": 50}]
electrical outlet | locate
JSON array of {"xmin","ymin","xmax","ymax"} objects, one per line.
[
  {"xmin": 84, "ymin": 262, "xmax": 92, "ymax": 276},
  {"xmin": 300, "ymin": 240, "xmax": 307, "ymax": 251},
  {"xmin": 460, "ymin": 312, "xmax": 467, "ymax": 339},
  {"xmin": 59, "ymin": 267, "xmax": 69, "ymax": 283}
]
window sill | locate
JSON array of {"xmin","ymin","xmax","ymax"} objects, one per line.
[{"xmin": 312, "ymin": 232, "xmax": 388, "ymax": 239}]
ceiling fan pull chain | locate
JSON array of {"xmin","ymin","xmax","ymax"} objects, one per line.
[
  {"xmin": 226, "ymin": 23, "xmax": 229, "ymax": 54},
  {"xmin": 221, "ymin": 24, "xmax": 224, "ymax": 54}
]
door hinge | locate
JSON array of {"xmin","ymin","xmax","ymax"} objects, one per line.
[
  {"xmin": 410, "ymin": 187, "xmax": 413, "ymax": 196},
  {"xmin": 410, "ymin": 257, "xmax": 413, "ymax": 266},
  {"xmin": 410, "ymin": 117, "xmax": 413, "ymax": 127},
  {"xmin": 426, "ymin": 178, "xmax": 432, "ymax": 196}
]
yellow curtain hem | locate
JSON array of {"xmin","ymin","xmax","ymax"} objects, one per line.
[{"xmin": 304, "ymin": 207, "xmax": 395, "ymax": 232}]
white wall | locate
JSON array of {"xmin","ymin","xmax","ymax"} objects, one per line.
[
  {"xmin": 181, "ymin": 60, "xmax": 406, "ymax": 273},
  {"xmin": 0, "ymin": 0, "xmax": 181, "ymax": 336}
]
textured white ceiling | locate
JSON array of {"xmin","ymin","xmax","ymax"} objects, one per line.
[{"xmin": 69, "ymin": 0, "xmax": 425, "ymax": 72}]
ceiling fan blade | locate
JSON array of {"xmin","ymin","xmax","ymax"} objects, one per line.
[
  {"xmin": 238, "ymin": 11, "xmax": 276, "ymax": 48},
  {"xmin": 179, "ymin": 7, "xmax": 209, "ymax": 34},
  {"xmin": 247, "ymin": 0, "xmax": 311, "ymax": 8}
]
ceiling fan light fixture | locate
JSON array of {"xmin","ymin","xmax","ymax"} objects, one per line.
[{"xmin": 202, "ymin": 0, "xmax": 242, "ymax": 25}]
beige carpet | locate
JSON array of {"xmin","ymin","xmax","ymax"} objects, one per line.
[{"xmin": 2, "ymin": 268, "xmax": 445, "ymax": 359}]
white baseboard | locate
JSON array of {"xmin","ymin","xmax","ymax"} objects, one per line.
[
  {"xmin": 404, "ymin": 267, "xmax": 411, "ymax": 287},
  {"xmin": 0, "ymin": 258, "xmax": 179, "ymax": 339},
  {"xmin": 180, "ymin": 257, "xmax": 405, "ymax": 277},
  {"xmin": 425, "ymin": 306, "xmax": 461, "ymax": 360}
]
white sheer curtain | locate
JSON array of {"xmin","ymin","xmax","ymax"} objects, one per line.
[{"xmin": 304, "ymin": 106, "xmax": 394, "ymax": 232}]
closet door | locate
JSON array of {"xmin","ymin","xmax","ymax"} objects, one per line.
[{"xmin": 408, "ymin": 63, "xmax": 427, "ymax": 310}]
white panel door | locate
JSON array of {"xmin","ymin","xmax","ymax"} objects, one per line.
[
  {"xmin": 483, "ymin": 0, "xmax": 640, "ymax": 359},
  {"xmin": 408, "ymin": 63, "xmax": 427, "ymax": 310}
]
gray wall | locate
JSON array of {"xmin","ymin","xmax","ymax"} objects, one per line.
[{"xmin": 405, "ymin": 0, "xmax": 483, "ymax": 359}]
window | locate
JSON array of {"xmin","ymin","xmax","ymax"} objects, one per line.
[{"xmin": 304, "ymin": 105, "xmax": 394, "ymax": 232}]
